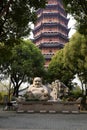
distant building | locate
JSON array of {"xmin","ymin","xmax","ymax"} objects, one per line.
[{"xmin": 33, "ymin": 0, "xmax": 69, "ymax": 67}]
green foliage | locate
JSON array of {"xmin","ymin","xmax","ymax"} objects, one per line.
[
  {"xmin": 0, "ymin": 92, "xmax": 8, "ymax": 103},
  {"xmin": 0, "ymin": 39, "xmax": 45, "ymax": 97},
  {"xmin": 11, "ymin": 39, "xmax": 45, "ymax": 77},
  {"xmin": 71, "ymin": 86, "xmax": 82, "ymax": 98},
  {"xmin": 62, "ymin": 0, "xmax": 87, "ymax": 35},
  {"xmin": 48, "ymin": 49, "xmax": 74, "ymax": 88},
  {"xmin": 0, "ymin": 43, "xmax": 11, "ymax": 65},
  {"xmin": 64, "ymin": 32, "xmax": 87, "ymax": 94},
  {"xmin": 48, "ymin": 32, "xmax": 87, "ymax": 91},
  {"xmin": 0, "ymin": 93, "xmax": 3, "ymax": 102},
  {"xmin": 0, "ymin": 0, "xmax": 47, "ymax": 42}
]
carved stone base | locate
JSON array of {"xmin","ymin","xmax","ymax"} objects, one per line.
[{"xmin": 17, "ymin": 101, "xmax": 80, "ymax": 113}]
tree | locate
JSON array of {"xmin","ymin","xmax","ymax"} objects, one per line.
[
  {"xmin": 0, "ymin": 76, "xmax": 12, "ymax": 103},
  {"xmin": 0, "ymin": 41, "xmax": 12, "ymax": 64},
  {"xmin": 62, "ymin": 0, "xmax": 87, "ymax": 35},
  {"xmin": 0, "ymin": 39, "xmax": 45, "ymax": 97},
  {"xmin": 0, "ymin": 0, "xmax": 47, "ymax": 42},
  {"xmin": 71, "ymin": 84, "xmax": 82, "ymax": 99},
  {"xmin": 48, "ymin": 49, "xmax": 74, "ymax": 88},
  {"xmin": 63, "ymin": 32, "xmax": 87, "ymax": 95}
]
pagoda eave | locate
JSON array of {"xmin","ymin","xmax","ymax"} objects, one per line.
[
  {"xmin": 39, "ymin": 43, "xmax": 64, "ymax": 49},
  {"xmin": 44, "ymin": 54, "xmax": 54, "ymax": 60},
  {"xmin": 33, "ymin": 0, "xmax": 70, "ymax": 67},
  {"xmin": 34, "ymin": 33, "xmax": 68, "ymax": 41},
  {"xmin": 33, "ymin": 23, "xmax": 69, "ymax": 34}
]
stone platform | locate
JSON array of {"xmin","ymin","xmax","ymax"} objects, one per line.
[{"xmin": 17, "ymin": 101, "xmax": 79, "ymax": 113}]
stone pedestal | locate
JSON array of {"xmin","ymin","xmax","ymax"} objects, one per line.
[{"xmin": 17, "ymin": 101, "xmax": 79, "ymax": 113}]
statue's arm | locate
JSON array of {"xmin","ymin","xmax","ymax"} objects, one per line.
[{"xmin": 27, "ymin": 85, "xmax": 34, "ymax": 91}]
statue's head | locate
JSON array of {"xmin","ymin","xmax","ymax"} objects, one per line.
[
  {"xmin": 55, "ymin": 79, "xmax": 60, "ymax": 83},
  {"xmin": 33, "ymin": 77, "xmax": 42, "ymax": 88}
]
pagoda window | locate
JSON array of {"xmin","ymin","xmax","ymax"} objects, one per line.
[
  {"xmin": 49, "ymin": 50, "xmax": 52, "ymax": 53},
  {"xmin": 49, "ymin": 29, "xmax": 52, "ymax": 31},
  {"xmin": 49, "ymin": 39, "xmax": 52, "ymax": 41},
  {"xmin": 49, "ymin": 19, "xmax": 52, "ymax": 22}
]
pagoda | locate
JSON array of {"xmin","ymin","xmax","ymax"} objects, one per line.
[{"xmin": 33, "ymin": 0, "xmax": 69, "ymax": 67}]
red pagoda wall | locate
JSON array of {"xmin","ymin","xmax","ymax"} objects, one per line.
[{"xmin": 33, "ymin": 0, "xmax": 69, "ymax": 67}]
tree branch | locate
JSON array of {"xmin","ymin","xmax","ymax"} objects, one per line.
[
  {"xmin": 78, "ymin": 0, "xmax": 87, "ymax": 14},
  {"xmin": 0, "ymin": 0, "xmax": 13, "ymax": 18}
]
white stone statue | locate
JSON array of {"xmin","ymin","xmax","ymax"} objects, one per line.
[
  {"xmin": 50, "ymin": 80, "xmax": 59, "ymax": 100},
  {"xmin": 27, "ymin": 77, "xmax": 49, "ymax": 100},
  {"xmin": 49, "ymin": 79, "xmax": 69, "ymax": 100}
]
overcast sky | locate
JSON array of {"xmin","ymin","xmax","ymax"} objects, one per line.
[{"xmin": 68, "ymin": 15, "xmax": 76, "ymax": 38}]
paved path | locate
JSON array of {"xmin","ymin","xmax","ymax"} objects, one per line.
[{"xmin": 0, "ymin": 111, "xmax": 87, "ymax": 130}]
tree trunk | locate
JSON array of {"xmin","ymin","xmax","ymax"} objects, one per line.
[
  {"xmin": 13, "ymin": 85, "xmax": 19, "ymax": 97},
  {"xmin": 78, "ymin": 75, "xmax": 84, "ymax": 96},
  {"xmin": 81, "ymin": 80, "xmax": 84, "ymax": 96}
]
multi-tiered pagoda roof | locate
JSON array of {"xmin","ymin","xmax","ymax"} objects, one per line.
[{"xmin": 33, "ymin": 0, "xmax": 70, "ymax": 67}]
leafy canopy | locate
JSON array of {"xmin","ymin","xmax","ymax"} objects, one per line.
[
  {"xmin": 48, "ymin": 49, "xmax": 74, "ymax": 88},
  {"xmin": 63, "ymin": 0, "xmax": 87, "ymax": 35},
  {"xmin": 0, "ymin": 39, "xmax": 45, "ymax": 97},
  {"xmin": 0, "ymin": 0, "xmax": 47, "ymax": 42},
  {"xmin": 63, "ymin": 32, "xmax": 87, "ymax": 94}
]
